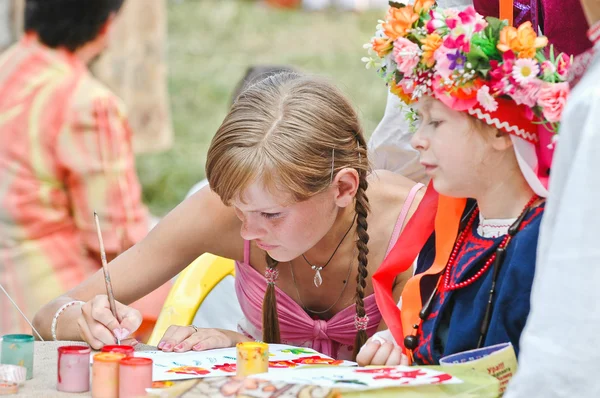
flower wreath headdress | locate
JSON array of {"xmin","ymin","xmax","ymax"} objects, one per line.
[{"xmin": 363, "ymin": 1, "xmax": 572, "ymax": 196}]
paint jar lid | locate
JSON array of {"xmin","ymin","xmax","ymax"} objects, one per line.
[
  {"xmin": 236, "ymin": 342, "xmax": 268, "ymax": 351},
  {"xmin": 119, "ymin": 357, "xmax": 152, "ymax": 367},
  {"xmin": 0, "ymin": 380, "xmax": 18, "ymax": 395},
  {"xmin": 58, "ymin": 345, "xmax": 91, "ymax": 354},
  {"xmin": 101, "ymin": 345, "xmax": 134, "ymax": 354},
  {"xmin": 93, "ymin": 352, "xmax": 126, "ymax": 362},
  {"xmin": 1, "ymin": 334, "xmax": 34, "ymax": 343},
  {"xmin": 0, "ymin": 366, "xmax": 26, "ymax": 385}
]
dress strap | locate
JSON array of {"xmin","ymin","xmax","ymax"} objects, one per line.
[
  {"xmin": 243, "ymin": 240, "xmax": 251, "ymax": 264},
  {"xmin": 386, "ymin": 183, "xmax": 425, "ymax": 256}
]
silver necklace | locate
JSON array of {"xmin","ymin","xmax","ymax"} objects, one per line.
[
  {"xmin": 290, "ymin": 244, "xmax": 356, "ymax": 315},
  {"xmin": 302, "ymin": 213, "xmax": 356, "ymax": 288}
]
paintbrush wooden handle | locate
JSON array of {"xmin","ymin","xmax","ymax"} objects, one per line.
[{"xmin": 94, "ymin": 212, "xmax": 122, "ymax": 326}]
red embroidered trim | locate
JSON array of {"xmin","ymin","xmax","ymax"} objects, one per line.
[{"xmin": 442, "ymin": 195, "xmax": 538, "ymax": 292}]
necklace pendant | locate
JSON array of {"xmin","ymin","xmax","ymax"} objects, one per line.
[{"xmin": 313, "ymin": 269, "xmax": 323, "ymax": 288}]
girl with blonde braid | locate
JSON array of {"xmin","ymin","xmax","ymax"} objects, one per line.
[{"xmin": 34, "ymin": 72, "xmax": 423, "ymax": 360}]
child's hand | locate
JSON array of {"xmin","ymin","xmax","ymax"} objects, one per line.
[
  {"xmin": 79, "ymin": 295, "xmax": 142, "ymax": 349},
  {"xmin": 157, "ymin": 326, "xmax": 250, "ymax": 353},
  {"xmin": 357, "ymin": 336, "xmax": 408, "ymax": 366}
]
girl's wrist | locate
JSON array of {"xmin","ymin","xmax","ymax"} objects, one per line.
[{"xmin": 223, "ymin": 329, "xmax": 251, "ymax": 345}]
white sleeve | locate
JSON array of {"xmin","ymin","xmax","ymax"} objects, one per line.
[
  {"xmin": 368, "ymin": 92, "xmax": 428, "ymax": 183},
  {"xmin": 504, "ymin": 83, "xmax": 600, "ymax": 397}
]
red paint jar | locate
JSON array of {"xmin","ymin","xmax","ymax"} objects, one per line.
[
  {"xmin": 57, "ymin": 345, "xmax": 91, "ymax": 393},
  {"xmin": 100, "ymin": 345, "xmax": 134, "ymax": 357}
]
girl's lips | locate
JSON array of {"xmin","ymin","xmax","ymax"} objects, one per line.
[
  {"xmin": 256, "ymin": 241, "xmax": 279, "ymax": 250},
  {"xmin": 421, "ymin": 162, "xmax": 437, "ymax": 172}
]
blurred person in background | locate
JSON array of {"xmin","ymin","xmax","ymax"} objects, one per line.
[{"xmin": 0, "ymin": 0, "xmax": 166, "ymax": 337}]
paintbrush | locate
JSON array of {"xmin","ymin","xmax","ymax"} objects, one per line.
[
  {"xmin": 94, "ymin": 211, "xmax": 121, "ymax": 345},
  {"xmin": 0, "ymin": 282, "xmax": 44, "ymax": 341}
]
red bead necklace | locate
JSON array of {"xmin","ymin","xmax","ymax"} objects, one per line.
[{"xmin": 442, "ymin": 195, "xmax": 539, "ymax": 292}]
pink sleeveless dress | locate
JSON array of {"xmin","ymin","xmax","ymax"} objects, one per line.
[{"xmin": 234, "ymin": 183, "xmax": 424, "ymax": 360}]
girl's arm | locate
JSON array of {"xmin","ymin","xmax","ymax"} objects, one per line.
[{"xmin": 33, "ymin": 185, "xmax": 244, "ymax": 344}]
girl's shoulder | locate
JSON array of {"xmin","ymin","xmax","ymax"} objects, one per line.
[{"xmin": 367, "ymin": 169, "xmax": 424, "ymax": 211}]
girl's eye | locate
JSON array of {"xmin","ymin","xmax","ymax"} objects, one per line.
[
  {"xmin": 429, "ymin": 120, "xmax": 443, "ymax": 128},
  {"xmin": 261, "ymin": 212, "xmax": 282, "ymax": 220}
]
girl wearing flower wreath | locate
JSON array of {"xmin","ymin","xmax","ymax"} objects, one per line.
[
  {"xmin": 33, "ymin": 72, "xmax": 423, "ymax": 360},
  {"xmin": 357, "ymin": 1, "xmax": 571, "ymax": 366}
]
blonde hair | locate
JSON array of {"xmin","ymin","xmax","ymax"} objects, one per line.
[{"xmin": 206, "ymin": 72, "xmax": 371, "ymax": 358}]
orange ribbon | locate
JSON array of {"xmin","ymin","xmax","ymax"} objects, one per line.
[
  {"xmin": 500, "ymin": 0, "xmax": 514, "ymax": 26},
  {"xmin": 372, "ymin": 182, "xmax": 466, "ymax": 360}
]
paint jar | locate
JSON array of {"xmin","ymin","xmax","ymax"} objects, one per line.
[
  {"xmin": 57, "ymin": 345, "xmax": 90, "ymax": 393},
  {"xmin": 118, "ymin": 357, "xmax": 153, "ymax": 398},
  {"xmin": 0, "ymin": 335, "xmax": 34, "ymax": 380},
  {"xmin": 0, "ymin": 380, "xmax": 18, "ymax": 395},
  {"xmin": 236, "ymin": 342, "xmax": 269, "ymax": 377},
  {"xmin": 101, "ymin": 345, "xmax": 134, "ymax": 357},
  {"xmin": 91, "ymin": 352, "xmax": 125, "ymax": 398}
]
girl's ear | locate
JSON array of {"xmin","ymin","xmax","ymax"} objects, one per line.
[
  {"xmin": 332, "ymin": 168, "xmax": 359, "ymax": 208},
  {"xmin": 490, "ymin": 129, "xmax": 514, "ymax": 152}
]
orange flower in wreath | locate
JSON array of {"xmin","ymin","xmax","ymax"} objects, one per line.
[
  {"xmin": 497, "ymin": 22, "xmax": 548, "ymax": 59},
  {"xmin": 372, "ymin": 37, "xmax": 393, "ymax": 57},
  {"xmin": 390, "ymin": 81, "xmax": 415, "ymax": 105},
  {"xmin": 421, "ymin": 33, "xmax": 443, "ymax": 67},
  {"xmin": 383, "ymin": 6, "xmax": 419, "ymax": 40},
  {"xmin": 413, "ymin": 0, "xmax": 435, "ymax": 14}
]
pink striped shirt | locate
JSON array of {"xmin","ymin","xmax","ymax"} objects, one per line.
[{"xmin": 0, "ymin": 36, "xmax": 149, "ymax": 333}]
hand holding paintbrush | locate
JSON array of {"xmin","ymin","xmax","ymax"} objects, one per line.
[{"xmin": 94, "ymin": 211, "xmax": 123, "ymax": 345}]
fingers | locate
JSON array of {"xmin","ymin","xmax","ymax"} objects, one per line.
[
  {"xmin": 80, "ymin": 295, "xmax": 141, "ymax": 347},
  {"xmin": 385, "ymin": 346, "xmax": 404, "ymax": 366},
  {"xmin": 83, "ymin": 296, "xmax": 121, "ymax": 333},
  {"xmin": 116, "ymin": 302, "xmax": 142, "ymax": 341},
  {"xmin": 371, "ymin": 341, "xmax": 395, "ymax": 366},
  {"xmin": 191, "ymin": 332, "xmax": 233, "ymax": 351},
  {"xmin": 77, "ymin": 315, "xmax": 106, "ymax": 350},
  {"xmin": 357, "ymin": 339, "xmax": 382, "ymax": 366},
  {"xmin": 158, "ymin": 325, "xmax": 194, "ymax": 351},
  {"xmin": 400, "ymin": 353, "xmax": 409, "ymax": 366},
  {"xmin": 120, "ymin": 338, "xmax": 139, "ymax": 347},
  {"xmin": 172, "ymin": 333, "xmax": 206, "ymax": 353},
  {"xmin": 157, "ymin": 327, "xmax": 236, "ymax": 352}
]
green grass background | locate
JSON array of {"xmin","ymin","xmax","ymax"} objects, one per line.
[{"xmin": 136, "ymin": 1, "xmax": 388, "ymax": 216}]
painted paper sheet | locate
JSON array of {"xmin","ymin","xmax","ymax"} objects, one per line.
[
  {"xmin": 133, "ymin": 344, "xmax": 355, "ymax": 381},
  {"xmin": 251, "ymin": 365, "xmax": 463, "ymax": 391}
]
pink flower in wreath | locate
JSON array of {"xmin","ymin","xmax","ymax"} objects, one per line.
[
  {"xmin": 556, "ymin": 53, "xmax": 571, "ymax": 80},
  {"xmin": 426, "ymin": 9, "xmax": 447, "ymax": 33},
  {"xmin": 393, "ymin": 37, "xmax": 421, "ymax": 76},
  {"xmin": 434, "ymin": 45, "xmax": 454, "ymax": 80},
  {"xmin": 457, "ymin": 6, "xmax": 487, "ymax": 34},
  {"xmin": 512, "ymin": 80, "xmax": 541, "ymax": 108},
  {"xmin": 537, "ymin": 82, "xmax": 569, "ymax": 123},
  {"xmin": 541, "ymin": 60, "xmax": 556, "ymax": 78},
  {"xmin": 476, "ymin": 85, "xmax": 498, "ymax": 112},
  {"xmin": 444, "ymin": 34, "xmax": 470, "ymax": 53}
]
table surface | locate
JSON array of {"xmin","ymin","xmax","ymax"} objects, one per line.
[{"xmin": 8, "ymin": 341, "xmax": 500, "ymax": 397}]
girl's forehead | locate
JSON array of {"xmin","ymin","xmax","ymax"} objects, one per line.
[{"xmin": 233, "ymin": 180, "xmax": 294, "ymax": 211}]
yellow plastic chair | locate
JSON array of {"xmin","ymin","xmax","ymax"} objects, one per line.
[{"xmin": 147, "ymin": 253, "xmax": 235, "ymax": 346}]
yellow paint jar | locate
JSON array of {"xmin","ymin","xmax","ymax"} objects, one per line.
[
  {"xmin": 236, "ymin": 342, "xmax": 269, "ymax": 377},
  {"xmin": 91, "ymin": 352, "xmax": 126, "ymax": 398}
]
